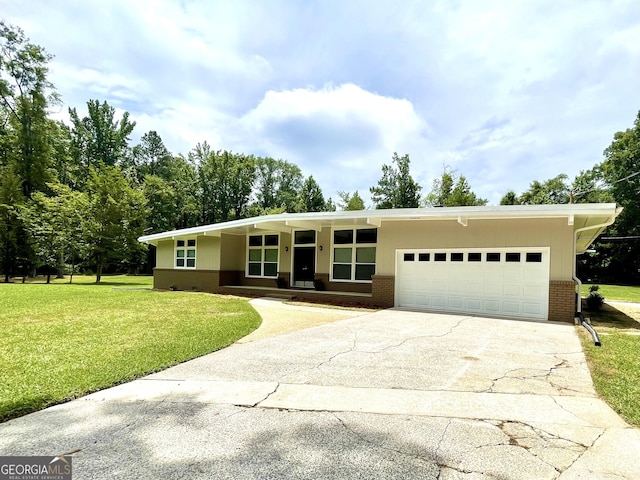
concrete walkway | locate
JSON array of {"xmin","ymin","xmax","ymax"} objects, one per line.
[{"xmin": 1, "ymin": 300, "xmax": 639, "ymax": 479}]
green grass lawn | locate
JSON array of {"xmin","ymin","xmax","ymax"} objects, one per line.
[
  {"xmin": 578, "ymin": 302, "xmax": 640, "ymax": 426},
  {"xmin": 582, "ymin": 284, "xmax": 640, "ymax": 303},
  {"xmin": 0, "ymin": 275, "xmax": 261, "ymax": 422}
]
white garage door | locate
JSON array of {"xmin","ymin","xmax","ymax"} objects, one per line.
[{"xmin": 395, "ymin": 247, "xmax": 550, "ymax": 320}]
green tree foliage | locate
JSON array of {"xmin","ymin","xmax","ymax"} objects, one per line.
[
  {"xmin": 500, "ymin": 190, "xmax": 520, "ymax": 205},
  {"xmin": 19, "ymin": 184, "xmax": 89, "ymax": 282},
  {"xmin": 0, "ymin": 164, "xmax": 28, "ymax": 281},
  {"xmin": 296, "ymin": 176, "xmax": 328, "ymax": 212},
  {"xmin": 253, "ymin": 157, "xmax": 304, "ymax": 212},
  {"xmin": 142, "ymin": 175, "xmax": 177, "ymax": 234},
  {"xmin": 85, "ymin": 165, "xmax": 147, "ymax": 282},
  {"xmin": 370, "ymin": 152, "xmax": 421, "ymax": 209},
  {"xmin": 596, "ymin": 110, "xmax": 640, "ymax": 283},
  {"xmin": 193, "ymin": 143, "xmax": 256, "ymax": 223},
  {"xmin": 69, "ymin": 99, "xmax": 136, "ymax": 181},
  {"xmin": 425, "ymin": 170, "xmax": 487, "ymax": 207},
  {"xmin": 168, "ymin": 154, "xmax": 198, "ymax": 229},
  {"xmin": 518, "ymin": 174, "xmax": 570, "ymax": 205},
  {"xmin": 133, "ymin": 130, "xmax": 173, "ymax": 180},
  {"xmin": 0, "ymin": 21, "xmax": 57, "ymax": 197},
  {"xmin": 337, "ymin": 190, "xmax": 365, "ymax": 211}
]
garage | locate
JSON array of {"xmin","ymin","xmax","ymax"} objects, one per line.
[{"xmin": 395, "ymin": 247, "xmax": 550, "ymax": 320}]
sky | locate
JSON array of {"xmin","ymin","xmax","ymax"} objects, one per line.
[{"xmin": 4, "ymin": 0, "xmax": 640, "ymax": 206}]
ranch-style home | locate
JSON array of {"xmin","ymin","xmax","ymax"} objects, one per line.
[{"xmin": 138, "ymin": 203, "xmax": 621, "ymax": 322}]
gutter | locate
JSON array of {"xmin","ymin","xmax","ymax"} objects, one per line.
[{"xmin": 571, "ymin": 210, "xmax": 620, "ymax": 316}]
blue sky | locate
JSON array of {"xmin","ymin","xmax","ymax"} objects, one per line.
[{"xmin": 5, "ymin": 0, "xmax": 640, "ymax": 205}]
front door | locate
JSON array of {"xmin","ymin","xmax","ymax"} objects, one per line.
[{"xmin": 293, "ymin": 247, "xmax": 316, "ymax": 287}]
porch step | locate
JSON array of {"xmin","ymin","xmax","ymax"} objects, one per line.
[{"xmin": 264, "ymin": 294, "xmax": 297, "ymax": 301}]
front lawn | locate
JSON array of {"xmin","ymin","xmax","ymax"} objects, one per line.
[
  {"xmin": 577, "ymin": 302, "xmax": 640, "ymax": 426},
  {"xmin": 581, "ymin": 284, "xmax": 640, "ymax": 303},
  {"xmin": 0, "ymin": 276, "xmax": 261, "ymax": 422}
]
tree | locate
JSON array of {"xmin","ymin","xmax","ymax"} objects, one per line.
[
  {"xmin": 19, "ymin": 184, "xmax": 89, "ymax": 283},
  {"xmin": 500, "ymin": 190, "xmax": 520, "ymax": 205},
  {"xmin": 296, "ymin": 176, "xmax": 327, "ymax": 212},
  {"xmin": 518, "ymin": 174, "xmax": 570, "ymax": 205},
  {"xmin": 370, "ymin": 152, "xmax": 421, "ymax": 209},
  {"xmin": 337, "ymin": 190, "xmax": 365, "ymax": 211},
  {"xmin": 69, "ymin": 99, "xmax": 136, "ymax": 181},
  {"xmin": 570, "ymin": 168, "xmax": 612, "ymax": 204},
  {"xmin": 193, "ymin": 145, "xmax": 256, "ymax": 223},
  {"xmin": 133, "ymin": 130, "xmax": 173, "ymax": 180},
  {"xmin": 596, "ymin": 110, "xmax": 640, "ymax": 283},
  {"xmin": 169, "ymin": 154, "xmax": 198, "ymax": 229},
  {"xmin": 85, "ymin": 165, "xmax": 147, "ymax": 282},
  {"xmin": 253, "ymin": 157, "xmax": 304, "ymax": 212},
  {"xmin": 0, "ymin": 21, "xmax": 57, "ymax": 197},
  {"xmin": 143, "ymin": 175, "xmax": 177, "ymax": 234},
  {"xmin": 425, "ymin": 170, "xmax": 487, "ymax": 207},
  {"xmin": 0, "ymin": 164, "xmax": 28, "ymax": 281}
]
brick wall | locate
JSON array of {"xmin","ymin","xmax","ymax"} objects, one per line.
[
  {"xmin": 372, "ymin": 275, "xmax": 395, "ymax": 308},
  {"xmin": 153, "ymin": 268, "xmax": 220, "ymax": 292},
  {"xmin": 548, "ymin": 280, "xmax": 576, "ymax": 323},
  {"xmin": 314, "ymin": 273, "xmax": 372, "ymax": 293}
]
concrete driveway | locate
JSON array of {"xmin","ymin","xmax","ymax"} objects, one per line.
[{"xmin": 1, "ymin": 300, "xmax": 639, "ymax": 479}]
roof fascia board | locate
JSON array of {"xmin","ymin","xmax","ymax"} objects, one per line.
[
  {"xmin": 138, "ymin": 204, "xmax": 621, "ymax": 243},
  {"xmin": 285, "ymin": 220, "xmax": 322, "ymax": 231}
]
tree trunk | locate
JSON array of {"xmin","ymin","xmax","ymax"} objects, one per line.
[
  {"xmin": 56, "ymin": 251, "xmax": 65, "ymax": 279},
  {"xmin": 69, "ymin": 259, "xmax": 75, "ymax": 284},
  {"xmin": 96, "ymin": 263, "xmax": 102, "ymax": 283},
  {"xmin": 46, "ymin": 271, "xmax": 51, "ymax": 284}
]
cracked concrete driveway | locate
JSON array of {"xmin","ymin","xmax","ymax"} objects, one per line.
[{"xmin": 1, "ymin": 300, "xmax": 639, "ymax": 479}]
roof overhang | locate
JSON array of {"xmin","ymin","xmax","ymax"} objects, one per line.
[{"xmin": 138, "ymin": 204, "xmax": 622, "ymax": 251}]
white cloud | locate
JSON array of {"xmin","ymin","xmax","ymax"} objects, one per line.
[
  {"xmin": 233, "ymin": 83, "xmax": 432, "ymax": 201},
  {"xmin": 4, "ymin": 0, "xmax": 640, "ymax": 207}
]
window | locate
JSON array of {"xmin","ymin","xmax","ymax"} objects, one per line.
[
  {"xmin": 332, "ymin": 228, "xmax": 377, "ymax": 281},
  {"xmin": 176, "ymin": 239, "xmax": 196, "ymax": 268},
  {"xmin": 506, "ymin": 252, "xmax": 521, "ymax": 263},
  {"xmin": 247, "ymin": 234, "xmax": 279, "ymax": 277},
  {"xmin": 526, "ymin": 252, "xmax": 542, "ymax": 263},
  {"xmin": 404, "ymin": 253, "xmax": 415, "ymax": 262},
  {"xmin": 486, "ymin": 252, "xmax": 501, "ymax": 262},
  {"xmin": 451, "ymin": 252, "xmax": 464, "ymax": 262},
  {"xmin": 294, "ymin": 230, "xmax": 316, "ymax": 244},
  {"xmin": 418, "ymin": 253, "xmax": 430, "ymax": 262},
  {"xmin": 434, "ymin": 253, "xmax": 447, "ymax": 262},
  {"xmin": 468, "ymin": 252, "xmax": 482, "ymax": 262}
]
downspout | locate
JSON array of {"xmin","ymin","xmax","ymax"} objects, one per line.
[
  {"xmin": 572, "ymin": 212, "xmax": 619, "ymax": 346},
  {"xmin": 572, "ymin": 214, "xmax": 618, "ymax": 315}
]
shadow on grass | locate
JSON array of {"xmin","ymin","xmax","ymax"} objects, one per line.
[
  {"xmin": 582, "ymin": 301, "xmax": 640, "ymax": 331},
  {"xmin": 7, "ymin": 276, "xmax": 153, "ymax": 287}
]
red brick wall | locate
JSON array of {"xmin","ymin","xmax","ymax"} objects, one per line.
[
  {"xmin": 314, "ymin": 273, "xmax": 372, "ymax": 293},
  {"xmin": 549, "ymin": 280, "xmax": 576, "ymax": 323},
  {"xmin": 372, "ymin": 275, "xmax": 395, "ymax": 308}
]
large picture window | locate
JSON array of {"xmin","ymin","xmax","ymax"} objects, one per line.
[
  {"xmin": 247, "ymin": 234, "xmax": 279, "ymax": 277},
  {"xmin": 332, "ymin": 228, "xmax": 377, "ymax": 282},
  {"xmin": 176, "ymin": 239, "xmax": 196, "ymax": 268}
]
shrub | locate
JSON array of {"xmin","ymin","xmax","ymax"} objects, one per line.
[{"xmin": 586, "ymin": 285, "xmax": 604, "ymax": 310}]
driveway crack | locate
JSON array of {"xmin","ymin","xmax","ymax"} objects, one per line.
[
  {"xmin": 331, "ymin": 413, "xmax": 435, "ymax": 466},
  {"xmin": 251, "ymin": 383, "xmax": 280, "ymax": 407}
]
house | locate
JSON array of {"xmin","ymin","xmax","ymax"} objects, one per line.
[{"xmin": 138, "ymin": 203, "xmax": 621, "ymax": 322}]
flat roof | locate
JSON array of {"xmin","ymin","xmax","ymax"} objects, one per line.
[{"xmin": 139, "ymin": 203, "xmax": 622, "ymax": 254}]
